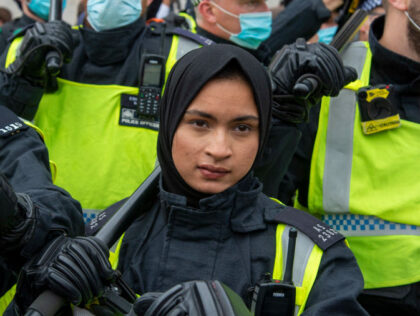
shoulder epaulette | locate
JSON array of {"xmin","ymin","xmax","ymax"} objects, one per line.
[
  {"xmin": 265, "ymin": 205, "xmax": 345, "ymax": 251},
  {"xmin": 167, "ymin": 27, "xmax": 214, "ymax": 46},
  {"xmin": 0, "ymin": 106, "xmax": 28, "ymax": 137},
  {"xmin": 85, "ymin": 198, "xmax": 128, "ymax": 236}
]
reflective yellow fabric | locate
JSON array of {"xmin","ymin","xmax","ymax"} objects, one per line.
[
  {"xmin": 178, "ymin": 12, "xmax": 197, "ymax": 33},
  {"xmin": 0, "ymin": 284, "xmax": 16, "ymax": 314},
  {"xmin": 23, "ymin": 120, "xmax": 57, "ymax": 183},
  {"xmin": 33, "ymin": 78, "xmax": 158, "ymax": 212},
  {"xmin": 306, "ymin": 42, "xmax": 420, "ymax": 288},
  {"xmin": 273, "ymin": 224, "xmax": 323, "ymax": 315}
]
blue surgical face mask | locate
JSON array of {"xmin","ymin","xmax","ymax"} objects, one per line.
[
  {"xmin": 87, "ymin": 0, "xmax": 142, "ymax": 32},
  {"xmin": 211, "ymin": 2, "xmax": 272, "ymax": 50},
  {"xmin": 28, "ymin": 0, "xmax": 67, "ymax": 21},
  {"xmin": 317, "ymin": 26, "xmax": 338, "ymax": 44}
]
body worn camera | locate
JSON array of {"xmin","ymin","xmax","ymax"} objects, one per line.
[{"xmin": 357, "ymin": 84, "xmax": 400, "ymax": 135}]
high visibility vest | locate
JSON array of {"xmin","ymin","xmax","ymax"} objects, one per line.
[
  {"xmin": 305, "ymin": 41, "xmax": 420, "ymax": 289},
  {"xmin": 109, "ymin": 205, "xmax": 324, "ymax": 316},
  {"xmin": 5, "ymin": 32, "xmax": 201, "ymax": 222}
]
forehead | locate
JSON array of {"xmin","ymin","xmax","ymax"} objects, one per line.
[{"xmin": 188, "ymin": 77, "xmax": 258, "ymax": 114}]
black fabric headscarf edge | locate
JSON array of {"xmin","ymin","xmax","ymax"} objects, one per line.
[{"xmin": 157, "ymin": 44, "xmax": 272, "ymax": 206}]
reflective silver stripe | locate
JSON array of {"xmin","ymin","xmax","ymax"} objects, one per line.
[
  {"xmin": 322, "ymin": 214, "xmax": 420, "ymax": 237},
  {"xmin": 281, "ymin": 226, "xmax": 316, "ymax": 315},
  {"xmin": 323, "ymin": 43, "xmax": 368, "ymax": 213},
  {"xmin": 176, "ymin": 36, "xmax": 201, "ymax": 60}
]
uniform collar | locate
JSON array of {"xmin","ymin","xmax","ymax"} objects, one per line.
[
  {"xmin": 159, "ymin": 174, "xmax": 268, "ymax": 233},
  {"xmin": 80, "ymin": 18, "xmax": 145, "ymax": 65}
]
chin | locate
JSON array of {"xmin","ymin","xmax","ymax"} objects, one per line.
[{"xmin": 193, "ymin": 182, "xmax": 232, "ymax": 195}]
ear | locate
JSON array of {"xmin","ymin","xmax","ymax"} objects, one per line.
[
  {"xmin": 198, "ymin": 0, "xmax": 217, "ymax": 24},
  {"xmin": 387, "ymin": 0, "xmax": 409, "ymax": 11}
]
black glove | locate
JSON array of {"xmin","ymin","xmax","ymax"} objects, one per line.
[
  {"xmin": 15, "ymin": 235, "xmax": 115, "ymax": 314},
  {"xmin": 269, "ymin": 38, "xmax": 358, "ymax": 123},
  {"xmin": 0, "ymin": 173, "xmax": 36, "ymax": 256},
  {"xmin": 6, "ymin": 21, "xmax": 74, "ymax": 87},
  {"xmin": 0, "ymin": 173, "xmax": 23, "ymax": 234},
  {"xmin": 134, "ymin": 280, "xmax": 251, "ymax": 316}
]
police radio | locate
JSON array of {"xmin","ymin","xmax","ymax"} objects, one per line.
[
  {"xmin": 138, "ymin": 54, "xmax": 166, "ymax": 119},
  {"xmin": 251, "ymin": 228, "xmax": 298, "ymax": 316}
]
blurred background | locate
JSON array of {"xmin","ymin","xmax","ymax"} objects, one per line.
[{"xmin": 1, "ymin": 0, "xmax": 283, "ymax": 25}]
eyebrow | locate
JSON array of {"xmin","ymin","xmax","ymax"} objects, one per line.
[{"xmin": 185, "ymin": 110, "xmax": 259, "ymax": 122}]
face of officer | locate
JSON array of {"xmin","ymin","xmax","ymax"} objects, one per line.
[
  {"xmin": 171, "ymin": 76, "xmax": 260, "ymax": 194},
  {"xmin": 197, "ymin": 0, "xmax": 272, "ymax": 49}
]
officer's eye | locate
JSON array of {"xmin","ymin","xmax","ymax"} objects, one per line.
[{"xmin": 189, "ymin": 119, "xmax": 209, "ymax": 128}]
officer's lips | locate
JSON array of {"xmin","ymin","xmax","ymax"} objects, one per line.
[{"xmin": 198, "ymin": 164, "xmax": 230, "ymax": 179}]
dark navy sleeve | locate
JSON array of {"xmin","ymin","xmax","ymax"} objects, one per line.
[
  {"xmin": 254, "ymin": 119, "xmax": 301, "ymax": 198},
  {"xmin": 263, "ymin": 0, "xmax": 331, "ymax": 55},
  {"xmin": 302, "ymin": 241, "xmax": 369, "ymax": 315},
  {"xmin": 0, "ymin": 106, "xmax": 84, "ymax": 270}
]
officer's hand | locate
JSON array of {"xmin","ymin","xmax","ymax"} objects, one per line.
[
  {"xmin": 15, "ymin": 235, "xmax": 115, "ymax": 314},
  {"xmin": 0, "ymin": 173, "xmax": 23, "ymax": 235},
  {"xmin": 6, "ymin": 21, "xmax": 74, "ymax": 86},
  {"xmin": 135, "ymin": 280, "xmax": 251, "ymax": 316},
  {"xmin": 269, "ymin": 38, "xmax": 357, "ymax": 123}
]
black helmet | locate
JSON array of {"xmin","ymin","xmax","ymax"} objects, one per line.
[{"xmin": 134, "ymin": 280, "xmax": 252, "ymax": 316}]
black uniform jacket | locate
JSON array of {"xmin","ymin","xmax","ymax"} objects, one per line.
[
  {"xmin": 0, "ymin": 106, "xmax": 84, "ymax": 295},
  {"xmin": 118, "ymin": 176, "xmax": 368, "ymax": 315},
  {"xmin": 279, "ymin": 16, "xmax": 420, "ymax": 206}
]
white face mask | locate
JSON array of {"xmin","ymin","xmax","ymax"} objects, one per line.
[{"xmin": 405, "ymin": 11, "xmax": 420, "ymax": 32}]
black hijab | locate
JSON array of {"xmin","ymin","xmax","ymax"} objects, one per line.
[{"xmin": 157, "ymin": 44, "xmax": 272, "ymax": 206}]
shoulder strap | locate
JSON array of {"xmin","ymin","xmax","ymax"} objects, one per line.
[
  {"xmin": 266, "ymin": 205, "xmax": 345, "ymax": 251},
  {"xmin": 0, "ymin": 106, "xmax": 28, "ymax": 138},
  {"xmin": 167, "ymin": 27, "xmax": 214, "ymax": 46}
]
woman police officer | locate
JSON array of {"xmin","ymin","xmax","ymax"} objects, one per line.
[{"xmin": 12, "ymin": 44, "xmax": 367, "ymax": 316}]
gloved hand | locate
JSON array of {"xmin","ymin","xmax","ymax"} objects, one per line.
[
  {"xmin": 15, "ymin": 235, "xmax": 115, "ymax": 314},
  {"xmin": 134, "ymin": 280, "xmax": 251, "ymax": 316},
  {"xmin": 6, "ymin": 21, "xmax": 74, "ymax": 87},
  {"xmin": 269, "ymin": 38, "xmax": 358, "ymax": 123},
  {"xmin": 0, "ymin": 173, "xmax": 37, "ymax": 256},
  {"xmin": 0, "ymin": 173, "xmax": 24, "ymax": 235}
]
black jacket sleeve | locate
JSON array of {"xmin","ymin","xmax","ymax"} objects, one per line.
[
  {"xmin": 263, "ymin": 0, "xmax": 331, "ymax": 55},
  {"xmin": 0, "ymin": 106, "xmax": 84, "ymax": 271},
  {"xmin": 303, "ymin": 241, "xmax": 369, "ymax": 315},
  {"xmin": 254, "ymin": 118, "xmax": 301, "ymax": 198}
]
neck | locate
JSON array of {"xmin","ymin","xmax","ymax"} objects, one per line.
[
  {"xmin": 380, "ymin": 11, "xmax": 420, "ymax": 63},
  {"xmin": 21, "ymin": 0, "xmax": 45, "ymax": 23}
]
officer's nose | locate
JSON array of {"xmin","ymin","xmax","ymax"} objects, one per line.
[{"xmin": 205, "ymin": 129, "xmax": 232, "ymax": 161}]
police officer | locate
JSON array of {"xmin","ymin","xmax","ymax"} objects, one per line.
[
  {"xmin": 2, "ymin": 0, "xmax": 214, "ymax": 223},
  {"xmin": 279, "ymin": 0, "xmax": 420, "ymax": 314},
  {"xmin": 181, "ymin": 0, "xmax": 345, "ymax": 65},
  {"xmin": 0, "ymin": 0, "xmax": 67, "ymax": 54},
  {"xmin": 12, "ymin": 44, "xmax": 367, "ymax": 316},
  {"xmin": 0, "ymin": 104, "xmax": 84, "ymax": 313}
]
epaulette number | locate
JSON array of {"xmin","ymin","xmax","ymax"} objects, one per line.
[
  {"xmin": 0, "ymin": 121, "xmax": 24, "ymax": 136},
  {"xmin": 313, "ymin": 223, "xmax": 339, "ymax": 243}
]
